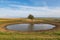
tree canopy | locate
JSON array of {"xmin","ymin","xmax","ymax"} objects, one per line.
[{"xmin": 28, "ymin": 14, "xmax": 34, "ymax": 19}]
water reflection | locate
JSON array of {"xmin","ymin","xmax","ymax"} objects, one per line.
[
  {"xmin": 6, "ymin": 24, "xmax": 56, "ymax": 31},
  {"xmin": 28, "ymin": 24, "xmax": 34, "ymax": 31}
]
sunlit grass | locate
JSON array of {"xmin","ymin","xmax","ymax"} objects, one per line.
[
  {"xmin": 0, "ymin": 18, "xmax": 60, "ymax": 40},
  {"xmin": 0, "ymin": 31, "xmax": 60, "ymax": 40}
]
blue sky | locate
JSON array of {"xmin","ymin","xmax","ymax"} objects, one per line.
[{"xmin": 0, "ymin": 0, "xmax": 60, "ymax": 18}]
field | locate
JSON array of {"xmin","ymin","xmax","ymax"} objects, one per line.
[{"xmin": 0, "ymin": 18, "xmax": 60, "ymax": 40}]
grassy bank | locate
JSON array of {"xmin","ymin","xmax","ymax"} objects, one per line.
[
  {"xmin": 0, "ymin": 31, "xmax": 60, "ymax": 40},
  {"xmin": 0, "ymin": 18, "xmax": 60, "ymax": 40}
]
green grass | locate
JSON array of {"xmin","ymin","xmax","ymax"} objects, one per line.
[
  {"xmin": 0, "ymin": 38, "xmax": 60, "ymax": 40},
  {"xmin": 0, "ymin": 18, "xmax": 60, "ymax": 40},
  {"xmin": 0, "ymin": 31, "xmax": 59, "ymax": 40}
]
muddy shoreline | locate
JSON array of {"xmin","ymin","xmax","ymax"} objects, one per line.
[{"xmin": 0, "ymin": 22, "xmax": 60, "ymax": 32}]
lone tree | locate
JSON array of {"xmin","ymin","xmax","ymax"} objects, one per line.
[{"xmin": 28, "ymin": 14, "xmax": 34, "ymax": 20}]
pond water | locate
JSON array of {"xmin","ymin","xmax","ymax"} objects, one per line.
[{"xmin": 6, "ymin": 24, "xmax": 56, "ymax": 31}]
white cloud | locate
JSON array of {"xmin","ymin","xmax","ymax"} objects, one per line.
[{"xmin": 0, "ymin": 4, "xmax": 60, "ymax": 18}]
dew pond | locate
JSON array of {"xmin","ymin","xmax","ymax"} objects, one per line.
[{"xmin": 6, "ymin": 24, "xmax": 56, "ymax": 32}]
